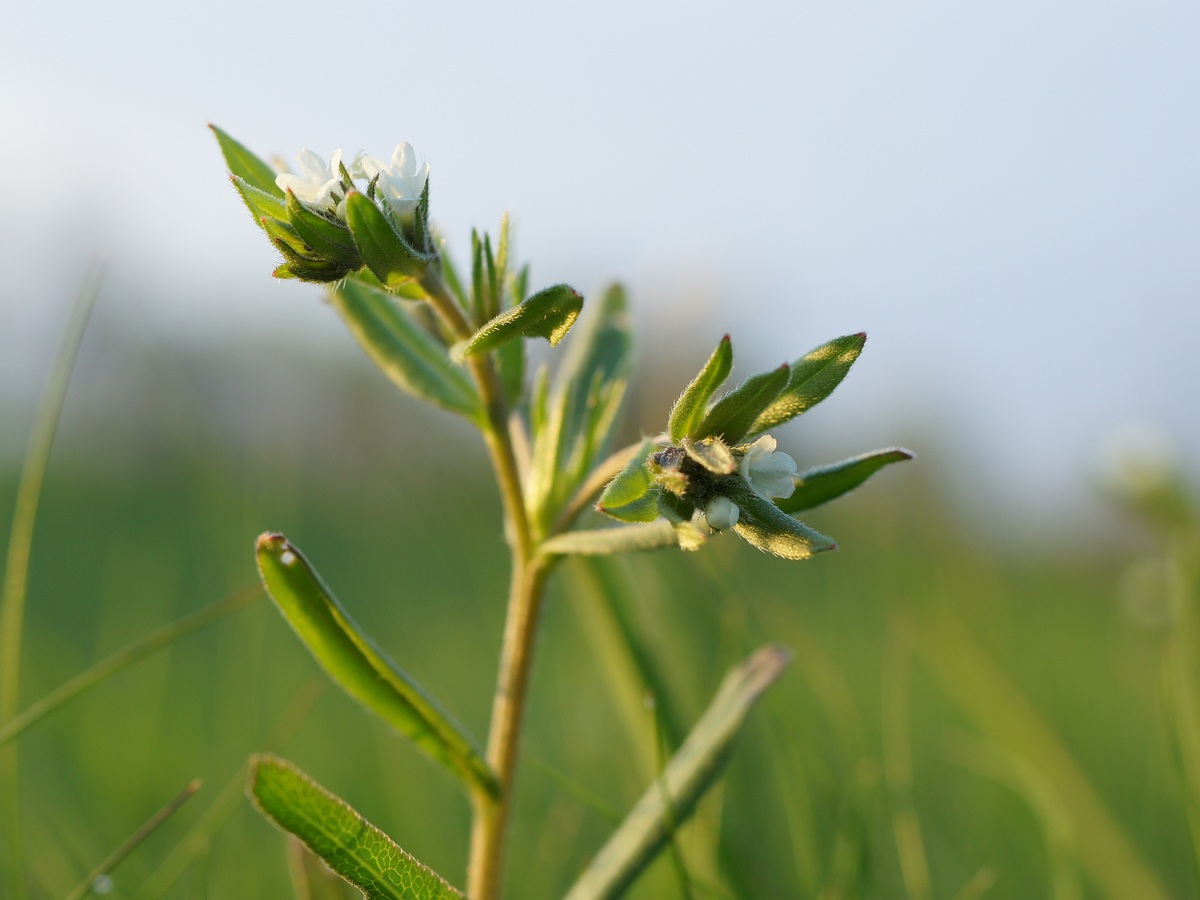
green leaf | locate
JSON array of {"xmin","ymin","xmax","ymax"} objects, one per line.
[
  {"xmin": 748, "ymin": 332, "xmax": 866, "ymax": 437},
  {"xmin": 694, "ymin": 364, "xmax": 790, "ymax": 444},
  {"xmin": 668, "ymin": 336, "xmax": 733, "ymax": 441},
  {"xmin": 230, "ymin": 175, "xmax": 288, "ymax": 232},
  {"xmin": 211, "ymin": 125, "xmax": 283, "ymax": 197},
  {"xmin": 250, "ymin": 755, "xmax": 466, "ymax": 899},
  {"xmin": 255, "ymin": 535, "xmax": 498, "ymax": 799},
  {"xmin": 285, "ymin": 191, "xmax": 359, "ymax": 268},
  {"xmin": 540, "ymin": 521, "xmax": 677, "ymax": 556},
  {"xmin": 731, "ymin": 491, "xmax": 836, "ymax": 560},
  {"xmin": 454, "ymin": 283, "xmax": 582, "ymax": 359},
  {"xmin": 597, "ymin": 442, "xmax": 658, "ymax": 523},
  {"xmin": 329, "ymin": 278, "xmax": 481, "ymax": 421},
  {"xmin": 680, "ymin": 436, "xmax": 735, "ymax": 475},
  {"xmin": 563, "ymin": 646, "xmax": 793, "ymax": 900},
  {"xmin": 776, "ymin": 447, "xmax": 913, "ymax": 514},
  {"xmin": 527, "ymin": 284, "xmax": 632, "ymax": 530},
  {"xmin": 345, "ymin": 192, "xmax": 428, "ymax": 289}
]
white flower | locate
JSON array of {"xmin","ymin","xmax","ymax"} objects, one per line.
[
  {"xmin": 276, "ymin": 149, "xmax": 350, "ymax": 218},
  {"xmin": 739, "ymin": 435, "xmax": 798, "ymax": 499},
  {"xmin": 358, "ymin": 143, "xmax": 429, "ymax": 224},
  {"xmin": 704, "ymin": 496, "xmax": 740, "ymax": 530}
]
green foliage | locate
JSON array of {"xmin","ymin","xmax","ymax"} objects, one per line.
[
  {"xmin": 541, "ymin": 522, "xmax": 678, "ymax": 557},
  {"xmin": 596, "ymin": 442, "xmax": 659, "ymax": 524},
  {"xmin": 344, "ymin": 192, "xmax": 429, "ymax": 290},
  {"xmin": 778, "ymin": 448, "xmax": 914, "ymax": 514},
  {"xmin": 329, "ymin": 278, "xmax": 482, "ymax": 422},
  {"xmin": 527, "ymin": 284, "xmax": 633, "ymax": 533},
  {"xmin": 729, "ymin": 491, "xmax": 837, "ymax": 560},
  {"xmin": 562, "ymin": 646, "xmax": 792, "ymax": 900},
  {"xmin": 255, "ymin": 535, "xmax": 498, "ymax": 799},
  {"xmin": 210, "ymin": 125, "xmax": 283, "ymax": 197},
  {"xmin": 250, "ymin": 755, "xmax": 465, "ymax": 899},
  {"xmin": 693, "ymin": 364, "xmax": 790, "ymax": 444},
  {"xmin": 747, "ymin": 332, "xmax": 866, "ymax": 437},
  {"xmin": 667, "ymin": 336, "xmax": 733, "ymax": 442},
  {"xmin": 453, "ymin": 284, "xmax": 583, "ymax": 360}
]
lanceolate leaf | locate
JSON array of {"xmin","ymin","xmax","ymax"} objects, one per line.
[
  {"xmin": 255, "ymin": 535, "xmax": 498, "ymax": 799},
  {"xmin": 527, "ymin": 285, "xmax": 632, "ymax": 529},
  {"xmin": 540, "ymin": 522, "xmax": 677, "ymax": 557},
  {"xmin": 454, "ymin": 283, "xmax": 582, "ymax": 359},
  {"xmin": 563, "ymin": 646, "xmax": 793, "ymax": 900},
  {"xmin": 230, "ymin": 176, "xmax": 288, "ymax": 232},
  {"xmin": 329, "ymin": 278, "xmax": 481, "ymax": 421},
  {"xmin": 668, "ymin": 336, "xmax": 733, "ymax": 441},
  {"xmin": 211, "ymin": 125, "xmax": 283, "ymax": 197},
  {"xmin": 776, "ymin": 448, "xmax": 913, "ymax": 514},
  {"xmin": 250, "ymin": 755, "xmax": 466, "ymax": 900},
  {"xmin": 694, "ymin": 364, "xmax": 790, "ymax": 444},
  {"xmin": 345, "ymin": 192, "xmax": 428, "ymax": 289},
  {"xmin": 731, "ymin": 491, "xmax": 837, "ymax": 560},
  {"xmin": 748, "ymin": 333, "xmax": 866, "ymax": 437}
]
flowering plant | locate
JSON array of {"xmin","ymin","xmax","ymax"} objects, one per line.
[{"xmin": 211, "ymin": 125, "xmax": 910, "ymax": 899}]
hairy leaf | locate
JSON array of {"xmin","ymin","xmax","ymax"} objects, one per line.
[
  {"xmin": 345, "ymin": 192, "xmax": 427, "ymax": 289},
  {"xmin": 329, "ymin": 278, "xmax": 481, "ymax": 421},
  {"xmin": 250, "ymin": 755, "xmax": 465, "ymax": 899},
  {"xmin": 694, "ymin": 364, "xmax": 790, "ymax": 444},
  {"xmin": 776, "ymin": 448, "xmax": 913, "ymax": 514},
  {"xmin": 597, "ymin": 442, "xmax": 659, "ymax": 523},
  {"xmin": 667, "ymin": 335, "xmax": 732, "ymax": 441},
  {"xmin": 211, "ymin": 125, "xmax": 282, "ymax": 197},
  {"xmin": 454, "ymin": 283, "xmax": 582, "ymax": 359},
  {"xmin": 748, "ymin": 333, "xmax": 866, "ymax": 436},
  {"xmin": 540, "ymin": 522, "xmax": 677, "ymax": 556},
  {"xmin": 256, "ymin": 535, "xmax": 497, "ymax": 798},
  {"xmin": 732, "ymin": 491, "xmax": 837, "ymax": 560}
]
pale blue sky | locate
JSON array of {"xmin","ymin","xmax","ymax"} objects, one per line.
[{"xmin": 2, "ymin": 1, "xmax": 1198, "ymax": 531}]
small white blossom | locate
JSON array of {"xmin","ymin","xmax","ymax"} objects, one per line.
[
  {"xmin": 276, "ymin": 149, "xmax": 350, "ymax": 218},
  {"xmin": 740, "ymin": 435, "xmax": 798, "ymax": 499},
  {"xmin": 704, "ymin": 496, "xmax": 740, "ymax": 530},
  {"xmin": 358, "ymin": 143, "xmax": 429, "ymax": 224}
]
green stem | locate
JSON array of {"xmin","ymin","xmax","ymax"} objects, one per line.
[
  {"xmin": 468, "ymin": 557, "xmax": 552, "ymax": 900},
  {"xmin": 420, "ymin": 271, "xmax": 546, "ymax": 898}
]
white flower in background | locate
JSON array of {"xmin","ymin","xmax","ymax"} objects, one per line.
[
  {"xmin": 704, "ymin": 496, "xmax": 740, "ymax": 530},
  {"xmin": 740, "ymin": 435, "xmax": 798, "ymax": 500},
  {"xmin": 276, "ymin": 149, "xmax": 350, "ymax": 218},
  {"xmin": 358, "ymin": 142, "xmax": 429, "ymax": 223}
]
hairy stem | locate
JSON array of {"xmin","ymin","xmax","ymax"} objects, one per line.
[
  {"xmin": 421, "ymin": 271, "xmax": 546, "ymax": 898},
  {"xmin": 468, "ymin": 557, "xmax": 552, "ymax": 899}
]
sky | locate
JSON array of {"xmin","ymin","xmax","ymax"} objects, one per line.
[{"xmin": 2, "ymin": 0, "xmax": 1198, "ymax": 533}]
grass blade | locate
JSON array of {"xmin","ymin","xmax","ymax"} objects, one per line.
[
  {"xmin": 921, "ymin": 610, "xmax": 1170, "ymax": 900},
  {"xmin": 250, "ymin": 754, "xmax": 466, "ymax": 900},
  {"xmin": 0, "ymin": 263, "xmax": 103, "ymax": 899},
  {"xmin": 562, "ymin": 645, "xmax": 792, "ymax": 900},
  {"xmin": 256, "ymin": 534, "xmax": 498, "ymax": 799},
  {"xmin": 64, "ymin": 778, "xmax": 202, "ymax": 900},
  {"xmin": 0, "ymin": 586, "xmax": 261, "ymax": 747}
]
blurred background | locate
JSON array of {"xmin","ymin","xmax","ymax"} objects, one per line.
[{"xmin": 2, "ymin": 1, "xmax": 1199, "ymax": 897}]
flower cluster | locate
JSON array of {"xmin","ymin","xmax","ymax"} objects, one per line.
[
  {"xmin": 596, "ymin": 332, "xmax": 892, "ymax": 560},
  {"xmin": 212, "ymin": 127, "xmax": 435, "ymax": 284},
  {"xmin": 275, "ymin": 144, "xmax": 430, "ymax": 226}
]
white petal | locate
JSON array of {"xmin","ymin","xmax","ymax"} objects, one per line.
[{"xmin": 296, "ymin": 149, "xmax": 328, "ymax": 180}]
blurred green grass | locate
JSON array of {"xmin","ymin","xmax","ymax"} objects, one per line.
[{"xmin": 2, "ymin": 336, "xmax": 1195, "ymax": 899}]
